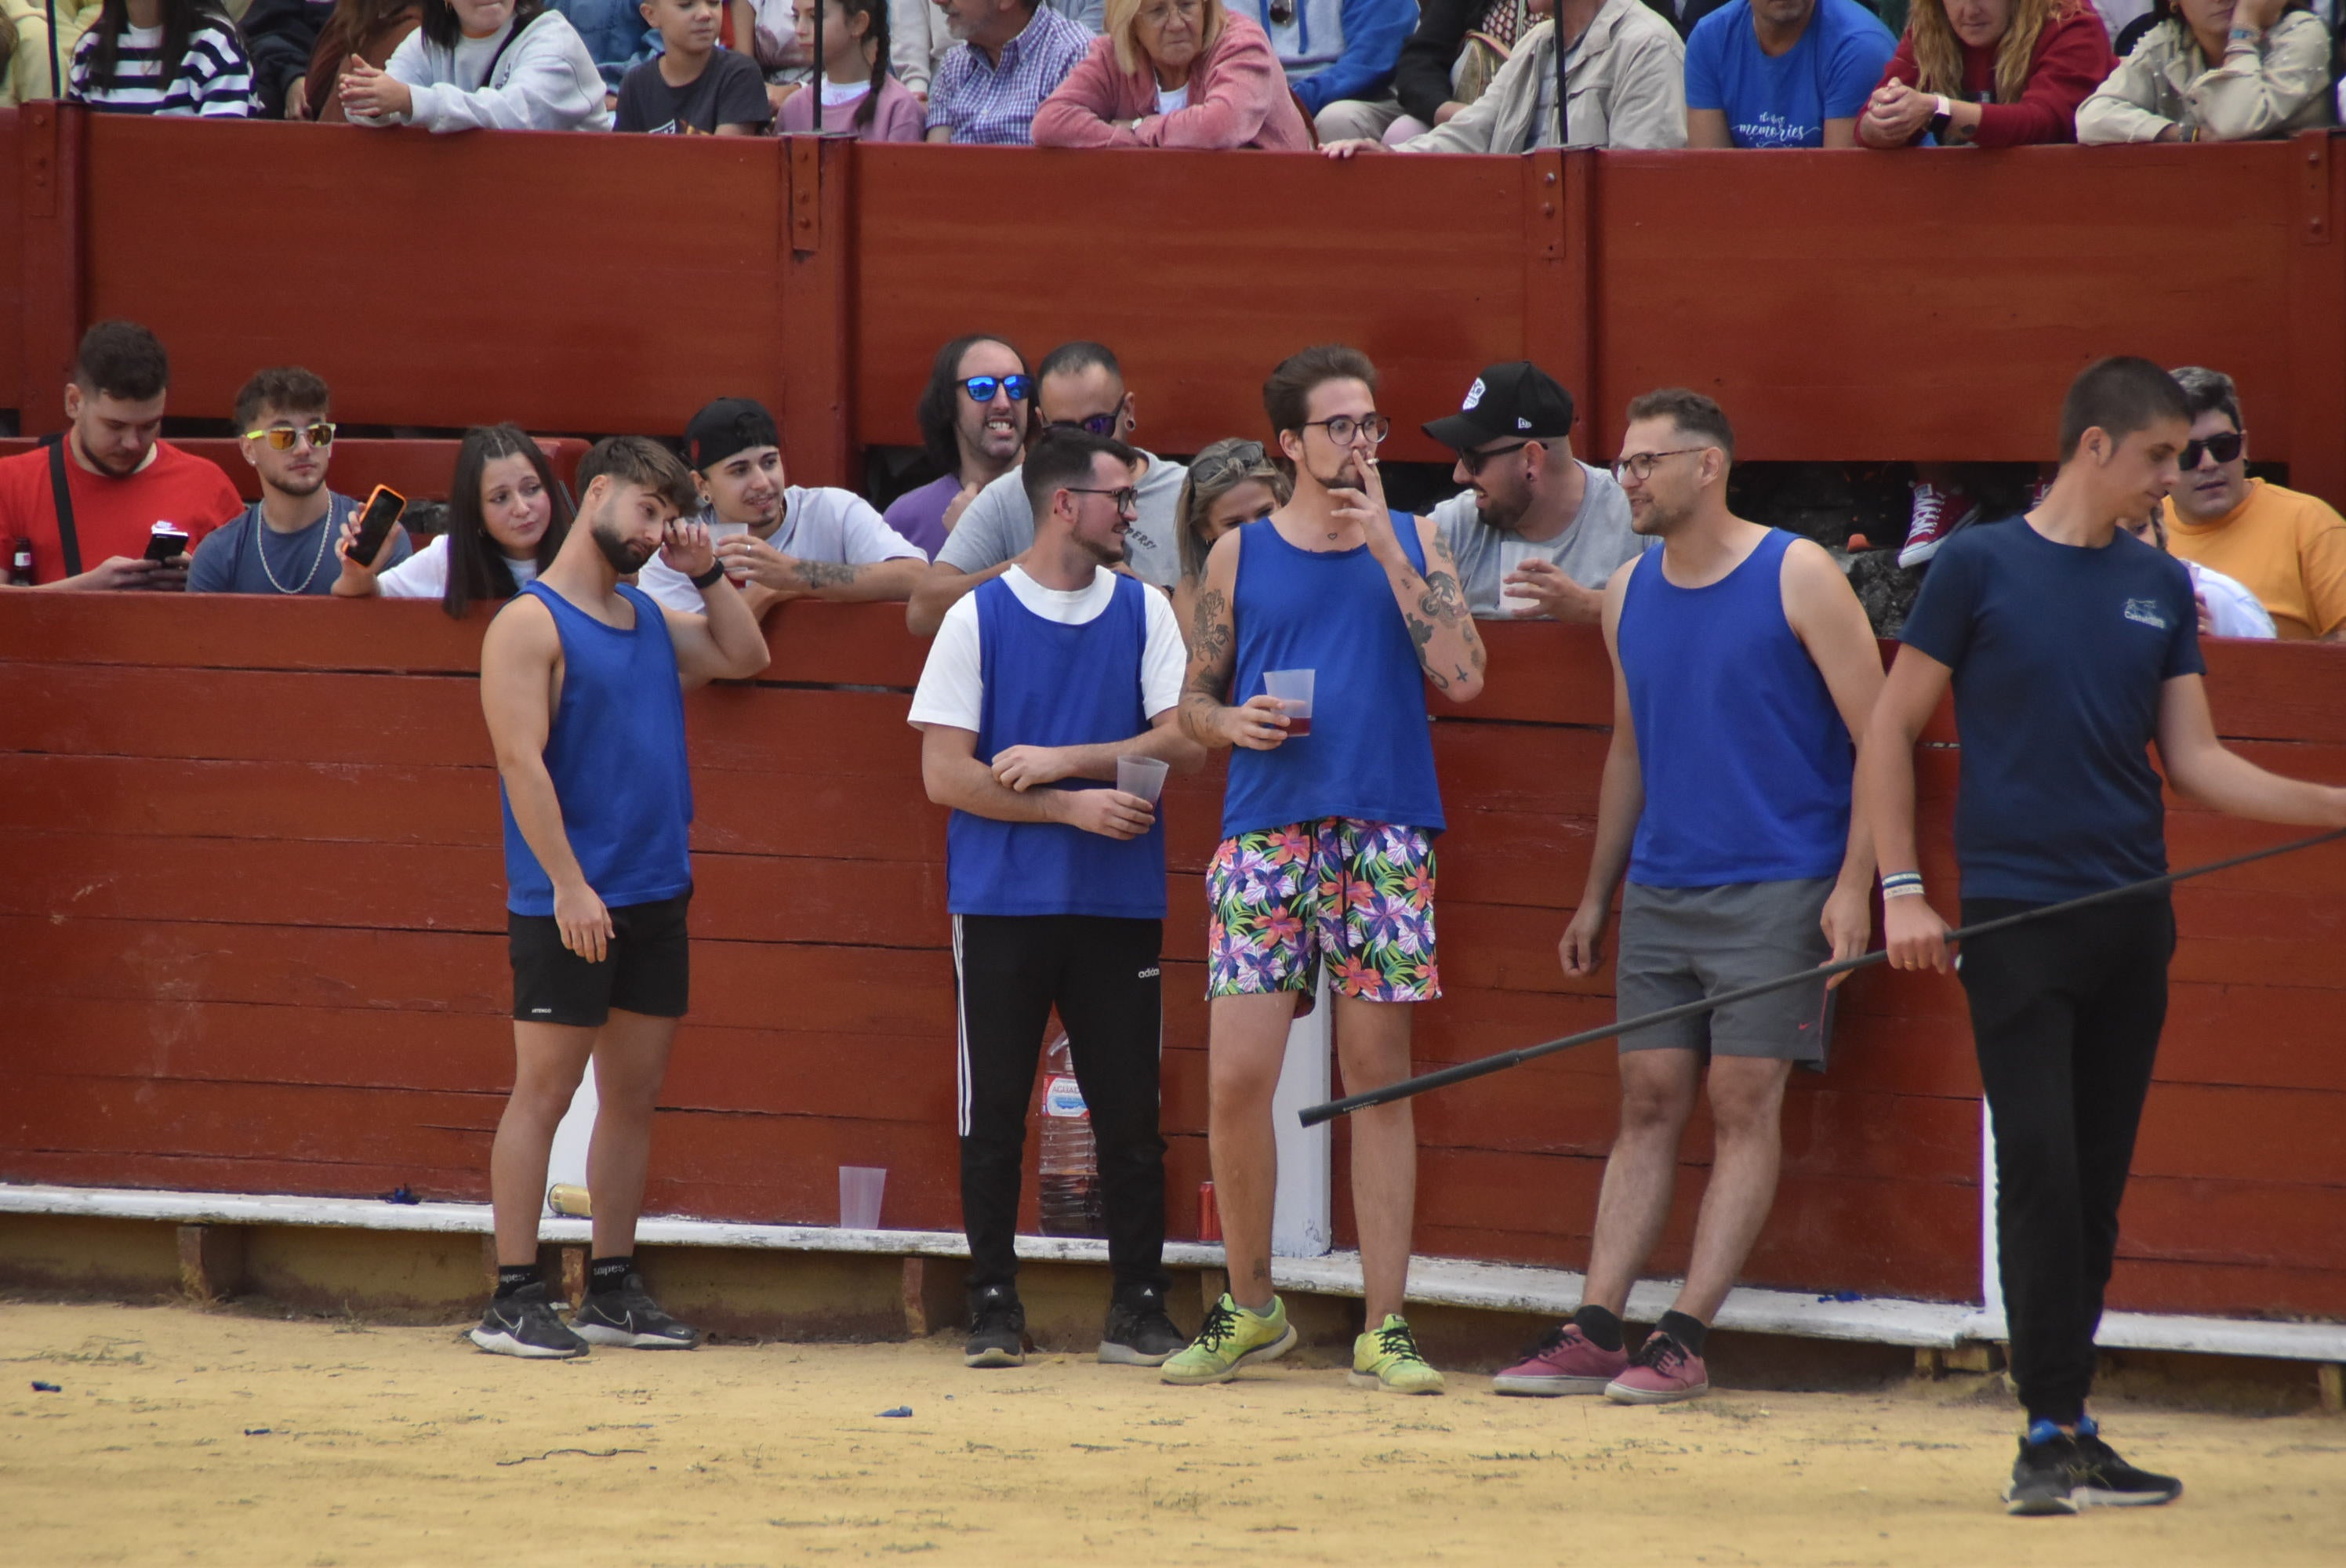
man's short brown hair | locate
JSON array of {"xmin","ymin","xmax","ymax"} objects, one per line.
[
  {"xmin": 578, "ymin": 435, "xmax": 698, "ymax": 517},
  {"xmin": 73, "ymin": 321, "xmax": 169, "ymax": 402},
  {"xmin": 234, "ymin": 366, "xmax": 332, "ymax": 431},
  {"xmin": 1263, "ymin": 343, "xmax": 1378, "ymax": 439},
  {"xmin": 1624, "ymin": 387, "xmax": 1735, "ymax": 463}
]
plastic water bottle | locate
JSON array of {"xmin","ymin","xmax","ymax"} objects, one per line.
[{"xmin": 1035, "ymin": 1034, "xmax": 1103, "ymax": 1237}]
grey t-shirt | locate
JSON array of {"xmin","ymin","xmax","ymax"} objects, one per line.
[
  {"xmin": 1431, "ymin": 460, "xmax": 1643, "ymax": 618},
  {"xmin": 934, "ymin": 447, "xmax": 1187, "ymax": 589}
]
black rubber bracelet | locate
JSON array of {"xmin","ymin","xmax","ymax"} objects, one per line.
[{"xmin": 690, "ymin": 564, "xmax": 726, "ymax": 590}]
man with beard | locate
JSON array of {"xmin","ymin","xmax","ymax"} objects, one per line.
[
  {"xmin": 634, "ymin": 397, "xmax": 924, "ymax": 615},
  {"xmin": 884, "ymin": 336, "xmax": 1033, "ymax": 560},
  {"xmin": 1492, "ymin": 387, "xmax": 1879, "ymax": 1405},
  {"xmin": 0, "ymin": 321, "xmax": 241, "ymax": 590},
  {"xmin": 190, "ymin": 367, "xmax": 412, "ymax": 596},
  {"xmin": 910, "ymin": 428, "xmax": 1202, "ymax": 1370},
  {"xmin": 1165, "ymin": 343, "xmax": 1484, "ymax": 1395},
  {"xmin": 1421, "ymin": 361, "xmax": 1643, "ymax": 622},
  {"xmin": 470, "ymin": 436, "xmax": 771, "ymax": 1359}
]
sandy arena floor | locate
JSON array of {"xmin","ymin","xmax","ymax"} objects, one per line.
[{"xmin": 2, "ymin": 1301, "xmax": 2339, "ymax": 1567}]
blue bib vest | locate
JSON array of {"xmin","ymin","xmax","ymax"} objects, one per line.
[
  {"xmin": 500, "ymin": 580, "xmax": 694, "ymax": 916},
  {"xmin": 946, "ymin": 573, "xmax": 1167, "ymax": 919},
  {"xmin": 1618, "ymin": 528, "xmax": 1850, "ymax": 887}
]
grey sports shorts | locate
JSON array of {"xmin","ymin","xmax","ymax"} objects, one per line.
[{"xmin": 1614, "ymin": 877, "xmax": 1836, "ymax": 1066}]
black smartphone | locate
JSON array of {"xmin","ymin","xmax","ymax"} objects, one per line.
[
  {"xmin": 343, "ymin": 485, "xmax": 407, "ymax": 566},
  {"xmin": 143, "ymin": 523, "xmax": 190, "ymax": 562}
]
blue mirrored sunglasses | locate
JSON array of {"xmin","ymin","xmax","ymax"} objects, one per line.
[{"xmin": 959, "ymin": 375, "xmax": 1032, "ymax": 405}]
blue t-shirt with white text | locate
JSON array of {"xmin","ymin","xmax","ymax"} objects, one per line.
[
  {"xmin": 1898, "ymin": 517, "xmax": 2205, "ymax": 906},
  {"xmin": 1685, "ymin": 0, "xmax": 1897, "ymax": 148}
]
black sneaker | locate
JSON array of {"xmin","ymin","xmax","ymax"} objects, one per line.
[
  {"xmin": 469, "ymin": 1281, "xmax": 588, "ymax": 1359},
  {"xmin": 569, "ymin": 1272, "xmax": 703, "ymax": 1349},
  {"xmin": 964, "ymin": 1285, "xmax": 1027, "ymax": 1368},
  {"xmin": 2069, "ymin": 1428, "xmax": 2183, "ymax": 1509},
  {"xmin": 1099, "ymin": 1285, "xmax": 1187, "ymax": 1367},
  {"xmin": 2004, "ymin": 1432, "xmax": 2079, "ymax": 1516}
]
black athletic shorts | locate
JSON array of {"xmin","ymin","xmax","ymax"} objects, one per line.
[{"xmin": 508, "ymin": 890, "xmax": 691, "ymax": 1027}]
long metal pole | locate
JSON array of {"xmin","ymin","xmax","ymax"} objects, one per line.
[{"xmin": 1298, "ymin": 825, "xmax": 2346, "ymax": 1127}]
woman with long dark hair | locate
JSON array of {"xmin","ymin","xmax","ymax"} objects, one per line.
[
  {"xmin": 334, "ymin": 425, "xmax": 576, "ymax": 619},
  {"xmin": 297, "ymin": 0, "xmax": 423, "ymax": 119},
  {"xmin": 340, "ymin": 0, "xmax": 610, "ymax": 130},
  {"xmin": 66, "ymin": 0, "xmax": 253, "ymax": 114},
  {"xmin": 775, "ymin": 0, "xmax": 924, "ymax": 137}
]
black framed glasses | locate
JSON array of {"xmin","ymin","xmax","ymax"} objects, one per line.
[
  {"xmin": 1458, "ymin": 439, "xmax": 1536, "ymax": 477},
  {"xmin": 1046, "ymin": 413, "xmax": 1120, "ymax": 437},
  {"xmin": 1065, "ymin": 485, "xmax": 1139, "ymax": 513},
  {"xmin": 2181, "ymin": 430, "xmax": 2245, "ymax": 469},
  {"xmin": 1612, "ymin": 447, "xmax": 1706, "ymax": 484},
  {"xmin": 959, "ymin": 375, "xmax": 1031, "ymax": 405},
  {"xmin": 1300, "ymin": 413, "xmax": 1390, "ymax": 448},
  {"xmin": 242, "ymin": 422, "xmax": 336, "ymax": 451}
]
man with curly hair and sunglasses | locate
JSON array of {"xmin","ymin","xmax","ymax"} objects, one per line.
[{"xmin": 189, "ymin": 367, "xmax": 412, "ymax": 597}]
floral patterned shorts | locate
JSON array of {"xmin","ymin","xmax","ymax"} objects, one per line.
[{"xmin": 1205, "ymin": 818, "xmax": 1440, "ymax": 1006}]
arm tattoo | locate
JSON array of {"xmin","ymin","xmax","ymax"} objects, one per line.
[
  {"xmin": 1190, "ymin": 586, "xmax": 1231, "ymax": 669},
  {"xmin": 1418, "ymin": 570, "xmax": 1466, "ymax": 625},
  {"xmin": 792, "ymin": 559, "xmax": 859, "ymax": 590}
]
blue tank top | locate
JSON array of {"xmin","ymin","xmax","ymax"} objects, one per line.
[
  {"xmin": 1617, "ymin": 529, "xmax": 1850, "ymax": 887},
  {"xmin": 1221, "ymin": 515, "xmax": 1446, "ymax": 840},
  {"xmin": 500, "ymin": 580, "xmax": 694, "ymax": 916},
  {"xmin": 947, "ymin": 573, "xmax": 1167, "ymax": 919}
]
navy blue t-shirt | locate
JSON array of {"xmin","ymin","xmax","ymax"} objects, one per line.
[
  {"xmin": 187, "ymin": 493, "xmax": 411, "ymax": 596},
  {"xmin": 1900, "ymin": 517, "xmax": 2205, "ymax": 904}
]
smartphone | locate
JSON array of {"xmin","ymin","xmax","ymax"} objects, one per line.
[
  {"xmin": 143, "ymin": 522, "xmax": 190, "ymax": 562},
  {"xmin": 343, "ymin": 485, "xmax": 407, "ymax": 566}
]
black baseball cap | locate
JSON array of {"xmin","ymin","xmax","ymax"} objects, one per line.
[
  {"xmin": 685, "ymin": 397, "xmax": 780, "ymax": 472},
  {"xmin": 1422, "ymin": 361, "xmax": 1576, "ymax": 451}
]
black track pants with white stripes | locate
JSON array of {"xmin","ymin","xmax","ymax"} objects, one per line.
[{"xmin": 953, "ymin": 913, "xmax": 1169, "ymax": 1300}]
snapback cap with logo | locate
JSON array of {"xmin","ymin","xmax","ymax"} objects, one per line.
[{"xmin": 1422, "ymin": 361, "xmax": 1576, "ymax": 451}]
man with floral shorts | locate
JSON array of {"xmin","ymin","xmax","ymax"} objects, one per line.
[{"xmin": 1164, "ymin": 343, "xmax": 1487, "ymax": 1392}]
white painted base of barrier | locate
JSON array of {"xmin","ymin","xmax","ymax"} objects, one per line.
[{"xmin": 6, "ymin": 1182, "xmax": 2340, "ymax": 1363}]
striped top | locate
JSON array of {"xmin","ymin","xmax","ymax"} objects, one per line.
[{"xmin": 69, "ymin": 20, "xmax": 256, "ymax": 117}]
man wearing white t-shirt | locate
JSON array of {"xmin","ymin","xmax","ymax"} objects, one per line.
[
  {"xmin": 636, "ymin": 398, "xmax": 925, "ymax": 615},
  {"xmin": 908, "ymin": 429, "xmax": 1203, "ymax": 1374}
]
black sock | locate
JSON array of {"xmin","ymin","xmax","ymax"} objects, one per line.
[
  {"xmin": 1573, "ymin": 1303, "xmax": 1625, "ymax": 1353},
  {"xmin": 495, "ymin": 1265, "xmax": 537, "ymax": 1299},
  {"xmin": 589, "ymin": 1255, "xmax": 634, "ymax": 1294},
  {"xmin": 1657, "ymin": 1309, "xmax": 1709, "ymax": 1356}
]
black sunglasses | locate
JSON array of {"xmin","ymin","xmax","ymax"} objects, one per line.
[
  {"xmin": 1458, "ymin": 439, "xmax": 1536, "ymax": 477},
  {"xmin": 2181, "ymin": 430, "xmax": 2245, "ymax": 469},
  {"xmin": 959, "ymin": 375, "xmax": 1031, "ymax": 405},
  {"xmin": 1065, "ymin": 485, "xmax": 1139, "ymax": 512},
  {"xmin": 1046, "ymin": 413, "xmax": 1120, "ymax": 437}
]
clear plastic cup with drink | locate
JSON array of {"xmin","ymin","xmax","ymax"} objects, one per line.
[
  {"xmin": 1263, "ymin": 669, "xmax": 1315, "ymax": 737},
  {"xmin": 1115, "ymin": 755, "xmax": 1169, "ymax": 804}
]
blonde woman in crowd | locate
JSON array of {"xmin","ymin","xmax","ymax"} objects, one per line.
[
  {"xmin": 1858, "ymin": 0, "xmax": 2114, "ymax": 146},
  {"xmin": 1170, "ymin": 437, "xmax": 1288, "ymax": 637}
]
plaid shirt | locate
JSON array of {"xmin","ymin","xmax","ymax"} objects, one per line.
[{"xmin": 924, "ymin": 5, "xmax": 1094, "ymax": 145}]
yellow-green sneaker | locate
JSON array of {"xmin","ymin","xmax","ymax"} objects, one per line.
[
  {"xmin": 1160, "ymin": 1293, "xmax": 1297, "ymax": 1385},
  {"xmin": 1350, "ymin": 1314, "xmax": 1445, "ymax": 1395}
]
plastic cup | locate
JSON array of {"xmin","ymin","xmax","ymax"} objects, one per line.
[
  {"xmin": 839, "ymin": 1166, "xmax": 886, "ymax": 1230},
  {"xmin": 1116, "ymin": 755, "xmax": 1169, "ymax": 804},
  {"xmin": 1262, "ymin": 668, "xmax": 1315, "ymax": 737}
]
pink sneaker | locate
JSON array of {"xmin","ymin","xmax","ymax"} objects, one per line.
[
  {"xmin": 1491, "ymin": 1323, "xmax": 1628, "ymax": 1396},
  {"xmin": 1604, "ymin": 1332, "xmax": 1709, "ymax": 1404},
  {"xmin": 1898, "ymin": 481, "xmax": 1981, "ymax": 568}
]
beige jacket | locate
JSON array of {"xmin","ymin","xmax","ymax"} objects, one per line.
[
  {"xmin": 2077, "ymin": 12, "xmax": 2336, "ymax": 143},
  {"xmin": 1399, "ymin": 0, "xmax": 1687, "ymax": 154},
  {"xmin": 2, "ymin": 0, "xmax": 102, "ymax": 106}
]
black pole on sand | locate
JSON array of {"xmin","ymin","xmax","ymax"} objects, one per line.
[{"xmin": 1298, "ymin": 825, "xmax": 2346, "ymax": 1128}]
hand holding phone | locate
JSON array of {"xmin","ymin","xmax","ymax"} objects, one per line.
[{"xmin": 341, "ymin": 485, "xmax": 407, "ymax": 568}]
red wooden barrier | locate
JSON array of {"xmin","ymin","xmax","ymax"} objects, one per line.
[
  {"xmin": 5, "ymin": 112, "xmax": 2341, "ymax": 503},
  {"xmin": 2, "ymin": 596, "xmax": 2341, "ymax": 1320}
]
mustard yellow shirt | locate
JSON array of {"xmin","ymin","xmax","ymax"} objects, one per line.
[{"xmin": 2164, "ymin": 478, "xmax": 2346, "ymax": 640}]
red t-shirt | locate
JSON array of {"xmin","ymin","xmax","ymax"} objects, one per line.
[{"xmin": 0, "ymin": 441, "xmax": 244, "ymax": 583}]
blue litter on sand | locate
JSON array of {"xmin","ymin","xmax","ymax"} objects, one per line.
[
  {"xmin": 31, "ymin": 1381, "xmax": 60, "ymax": 1392},
  {"xmin": 382, "ymin": 1185, "xmax": 421, "ymax": 1206},
  {"xmin": 1817, "ymin": 1290, "xmax": 1864, "ymax": 1303},
  {"xmin": 244, "ymin": 1428, "xmax": 273, "ymax": 1436},
  {"xmin": 877, "ymin": 1406, "xmax": 913, "ymax": 1418}
]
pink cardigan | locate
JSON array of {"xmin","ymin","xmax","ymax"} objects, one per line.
[
  {"xmin": 776, "ymin": 74, "xmax": 927, "ymax": 142},
  {"xmin": 1032, "ymin": 13, "xmax": 1310, "ymax": 151}
]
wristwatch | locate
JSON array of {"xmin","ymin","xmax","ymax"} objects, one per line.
[{"xmin": 1926, "ymin": 94, "xmax": 1952, "ymax": 139}]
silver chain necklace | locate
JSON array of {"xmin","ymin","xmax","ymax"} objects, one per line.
[{"xmin": 255, "ymin": 499, "xmax": 336, "ymax": 594}]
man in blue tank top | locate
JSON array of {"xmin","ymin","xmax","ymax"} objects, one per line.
[
  {"xmin": 1164, "ymin": 344, "xmax": 1487, "ymax": 1395},
  {"xmin": 1868, "ymin": 358, "xmax": 2346, "ymax": 1515},
  {"xmin": 909, "ymin": 430, "xmax": 1204, "ymax": 1371},
  {"xmin": 1494, "ymin": 389, "xmax": 1884, "ymax": 1406},
  {"xmin": 470, "ymin": 436, "xmax": 772, "ymax": 1359}
]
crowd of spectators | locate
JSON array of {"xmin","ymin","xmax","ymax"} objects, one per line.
[
  {"xmin": 6, "ymin": 319, "xmax": 2341, "ymax": 653},
  {"xmin": 7, "ymin": 0, "xmax": 2339, "ymax": 148}
]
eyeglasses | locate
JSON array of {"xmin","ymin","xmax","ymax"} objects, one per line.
[
  {"xmin": 1458, "ymin": 439, "xmax": 1535, "ymax": 477},
  {"xmin": 1612, "ymin": 447, "xmax": 1706, "ymax": 484},
  {"xmin": 959, "ymin": 375, "xmax": 1031, "ymax": 405},
  {"xmin": 1046, "ymin": 414, "xmax": 1120, "ymax": 437},
  {"xmin": 242, "ymin": 422, "xmax": 336, "ymax": 451},
  {"xmin": 2181, "ymin": 430, "xmax": 2245, "ymax": 469},
  {"xmin": 1065, "ymin": 485, "xmax": 1140, "ymax": 514},
  {"xmin": 1299, "ymin": 413, "xmax": 1391, "ymax": 448}
]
